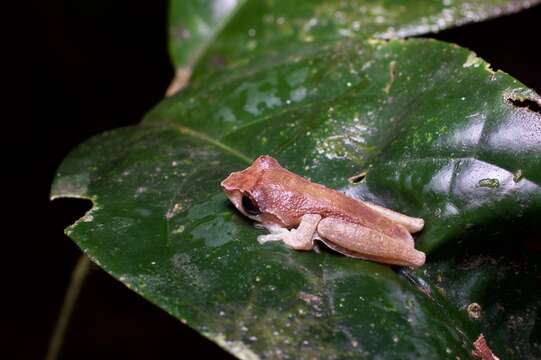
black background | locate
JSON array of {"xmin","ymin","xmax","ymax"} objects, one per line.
[{"xmin": 12, "ymin": 2, "xmax": 540, "ymax": 359}]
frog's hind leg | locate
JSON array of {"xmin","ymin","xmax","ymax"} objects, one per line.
[
  {"xmin": 316, "ymin": 217, "xmax": 425, "ymax": 268},
  {"xmin": 359, "ymin": 200, "xmax": 424, "ymax": 234},
  {"xmin": 257, "ymin": 214, "xmax": 321, "ymax": 251}
]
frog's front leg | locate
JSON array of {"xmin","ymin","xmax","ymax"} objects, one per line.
[
  {"xmin": 316, "ymin": 217, "xmax": 425, "ymax": 268},
  {"xmin": 257, "ymin": 214, "xmax": 322, "ymax": 251}
]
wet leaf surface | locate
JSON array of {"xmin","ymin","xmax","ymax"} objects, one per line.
[
  {"xmin": 168, "ymin": 0, "xmax": 245, "ymax": 69},
  {"xmin": 53, "ymin": 34, "xmax": 541, "ymax": 358},
  {"xmin": 167, "ymin": 0, "xmax": 540, "ymax": 76},
  {"xmin": 423, "ymin": 249, "xmax": 541, "ymax": 359}
]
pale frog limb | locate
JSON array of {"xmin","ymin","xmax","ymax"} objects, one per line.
[
  {"xmin": 317, "ymin": 217, "xmax": 425, "ymax": 267},
  {"xmin": 361, "ymin": 201, "xmax": 424, "ymax": 233},
  {"xmin": 257, "ymin": 214, "xmax": 322, "ymax": 251}
]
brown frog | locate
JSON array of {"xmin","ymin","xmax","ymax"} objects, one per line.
[{"xmin": 221, "ymin": 155, "xmax": 425, "ymax": 268}]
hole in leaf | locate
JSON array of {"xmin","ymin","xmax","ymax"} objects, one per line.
[
  {"xmin": 50, "ymin": 197, "xmax": 94, "ymax": 228},
  {"xmin": 348, "ymin": 171, "xmax": 367, "ymax": 184},
  {"xmin": 506, "ymin": 96, "xmax": 541, "ymax": 115}
]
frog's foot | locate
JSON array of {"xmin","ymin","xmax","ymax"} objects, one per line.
[
  {"xmin": 256, "ymin": 224, "xmax": 290, "ymax": 243},
  {"xmin": 257, "ymin": 214, "xmax": 321, "ymax": 251}
]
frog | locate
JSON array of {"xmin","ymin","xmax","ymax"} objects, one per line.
[{"xmin": 221, "ymin": 155, "xmax": 426, "ymax": 268}]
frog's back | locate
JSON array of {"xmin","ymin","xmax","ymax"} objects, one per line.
[{"xmin": 254, "ymin": 166, "xmax": 413, "ymax": 242}]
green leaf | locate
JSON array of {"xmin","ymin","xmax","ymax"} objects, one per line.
[
  {"xmin": 53, "ymin": 36, "xmax": 541, "ymax": 358},
  {"xmin": 168, "ymin": 0, "xmax": 540, "ymax": 76},
  {"xmin": 168, "ymin": 0, "xmax": 246, "ymax": 69},
  {"xmin": 423, "ymin": 248, "xmax": 541, "ymax": 359}
]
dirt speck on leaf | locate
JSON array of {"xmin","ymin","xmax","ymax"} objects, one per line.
[
  {"xmin": 299, "ymin": 291, "xmax": 322, "ymax": 304},
  {"xmin": 467, "ymin": 302, "xmax": 482, "ymax": 320}
]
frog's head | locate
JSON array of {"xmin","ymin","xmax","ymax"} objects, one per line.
[{"xmin": 220, "ymin": 155, "xmax": 281, "ymax": 222}]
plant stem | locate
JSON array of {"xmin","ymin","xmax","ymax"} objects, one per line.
[{"xmin": 46, "ymin": 255, "xmax": 91, "ymax": 360}]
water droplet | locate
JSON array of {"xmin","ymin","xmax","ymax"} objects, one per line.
[
  {"xmin": 290, "ymin": 87, "xmax": 306, "ymax": 102},
  {"xmin": 246, "ymin": 40, "xmax": 257, "ymax": 50},
  {"xmin": 172, "ymin": 225, "xmax": 185, "ymax": 234}
]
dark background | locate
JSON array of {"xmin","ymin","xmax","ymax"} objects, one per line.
[{"xmin": 13, "ymin": 1, "xmax": 540, "ymax": 359}]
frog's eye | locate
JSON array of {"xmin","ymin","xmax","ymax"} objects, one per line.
[{"xmin": 242, "ymin": 195, "xmax": 260, "ymax": 216}]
